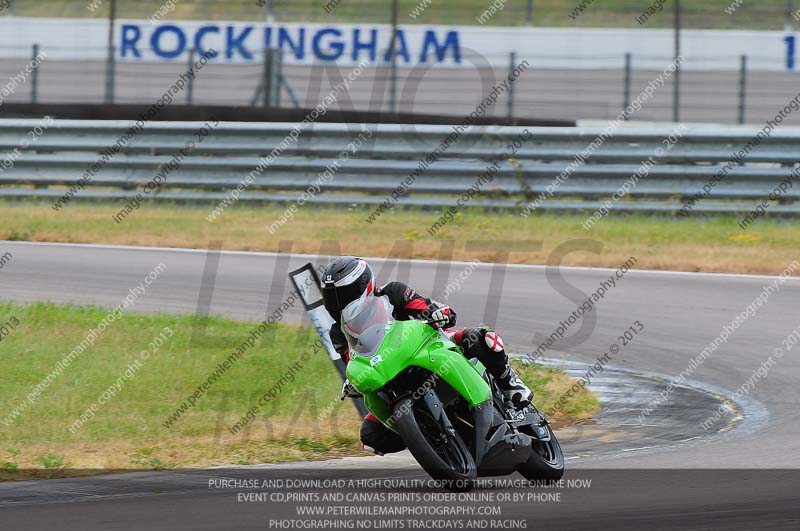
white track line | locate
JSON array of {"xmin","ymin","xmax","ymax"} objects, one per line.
[{"xmin": 3, "ymin": 240, "xmax": 799, "ymax": 283}]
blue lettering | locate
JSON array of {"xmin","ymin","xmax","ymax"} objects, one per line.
[
  {"xmin": 120, "ymin": 24, "xmax": 142, "ymax": 59},
  {"xmin": 151, "ymin": 25, "xmax": 187, "ymax": 59},
  {"xmin": 383, "ymin": 29, "xmax": 410, "ymax": 63},
  {"xmin": 278, "ymin": 27, "xmax": 305, "ymax": 60},
  {"xmin": 123, "ymin": 24, "xmax": 462, "ymax": 66},
  {"xmin": 313, "ymin": 28, "xmax": 344, "ymax": 61},
  {"xmin": 352, "ymin": 28, "xmax": 378, "ymax": 62},
  {"xmin": 420, "ymin": 30, "xmax": 460, "ymax": 63},
  {"xmin": 226, "ymin": 26, "xmax": 254, "ymax": 60},
  {"xmin": 785, "ymin": 34, "xmax": 795, "ymax": 71},
  {"xmin": 194, "ymin": 25, "xmax": 220, "ymax": 56}
]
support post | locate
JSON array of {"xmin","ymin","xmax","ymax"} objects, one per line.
[
  {"xmin": 623, "ymin": 52, "xmax": 632, "ymax": 116},
  {"xmin": 673, "ymin": 0, "xmax": 681, "ymax": 122},
  {"xmin": 738, "ymin": 54, "xmax": 747, "ymax": 124},
  {"xmin": 105, "ymin": 0, "xmax": 116, "ymax": 104},
  {"xmin": 31, "ymin": 44, "xmax": 40, "ymax": 104},
  {"xmin": 507, "ymin": 51, "xmax": 516, "ymax": 120},
  {"xmin": 262, "ymin": 48, "xmax": 282, "ymax": 108},
  {"xmin": 263, "ymin": 49, "xmax": 273, "ymax": 108},
  {"xmin": 389, "ymin": 0, "xmax": 399, "ymax": 113},
  {"xmin": 271, "ymin": 49, "xmax": 282, "ymax": 107},
  {"xmin": 186, "ymin": 49, "xmax": 195, "ymax": 105}
]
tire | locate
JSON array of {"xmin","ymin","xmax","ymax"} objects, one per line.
[
  {"xmin": 393, "ymin": 397, "xmax": 476, "ymax": 491},
  {"xmin": 518, "ymin": 424, "xmax": 565, "ymax": 481}
]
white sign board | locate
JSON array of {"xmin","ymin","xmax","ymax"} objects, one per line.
[{"xmin": 0, "ymin": 17, "xmax": 796, "ymax": 71}]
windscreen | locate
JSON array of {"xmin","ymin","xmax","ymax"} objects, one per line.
[{"xmin": 341, "ymin": 294, "xmax": 394, "ymax": 357}]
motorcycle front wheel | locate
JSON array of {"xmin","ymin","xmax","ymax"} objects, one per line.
[
  {"xmin": 517, "ymin": 424, "xmax": 565, "ymax": 481},
  {"xmin": 393, "ymin": 396, "xmax": 476, "ymax": 491}
]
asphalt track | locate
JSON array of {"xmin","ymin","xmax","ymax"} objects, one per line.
[{"xmin": 1, "ymin": 241, "xmax": 799, "ymax": 530}]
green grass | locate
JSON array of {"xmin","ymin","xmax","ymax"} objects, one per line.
[
  {"xmin": 0, "ymin": 300, "xmax": 598, "ymax": 474},
  {"xmin": 38, "ymin": 454, "xmax": 64, "ymax": 469},
  {"xmin": 515, "ymin": 362, "xmax": 598, "ymax": 423},
  {"xmin": 0, "ymin": 300, "xmax": 349, "ymax": 471},
  {"xmin": 0, "ymin": 302, "xmax": 331, "ymax": 441},
  {"xmin": 2, "ymin": 200, "xmax": 798, "ymax": 276},
  {"xmin": 7, "ymin": 0, "xmax": 791, "ymax": 29}
]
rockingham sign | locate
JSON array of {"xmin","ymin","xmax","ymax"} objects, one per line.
[
  {"xmin": 0, "ymin": 18, "xmax": 462, "ymax": 66},
  {"xmin": 0, "ymin": 17, "xmax": 798, "ymax": 71},
  {"xmin": 119, "ymin": 22, "xmax": 460, "ymax": 64}
]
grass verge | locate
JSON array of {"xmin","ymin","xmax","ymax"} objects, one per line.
[
  {"xmin": 2, "ymin": 201, "xmax": 799, "ymax": 276},
  {"xmin": 0, "ymin": 301, "xmax": 598, "ymax": 479},
  {"xmin": 9, "ymin": 0, "xmax": 788, "ymax": 30}
]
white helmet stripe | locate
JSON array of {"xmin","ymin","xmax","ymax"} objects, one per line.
[{"xmin": 334, "ymin": 259, "xmax": 368, "ymax": 287}]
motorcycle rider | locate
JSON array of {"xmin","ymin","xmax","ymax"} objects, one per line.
[{"xmin": 320, "ymin": 256, "xmax": 534, "ymax": 456}]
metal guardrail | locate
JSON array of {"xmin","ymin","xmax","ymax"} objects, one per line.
[{"xmin": 1, "ymin": 119, "xmax": 799, "ymax": 217}]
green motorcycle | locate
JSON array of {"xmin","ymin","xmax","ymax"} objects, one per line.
[{"xmin": 342, "ymin": 294, "xmax": 564, "ymax": 490}]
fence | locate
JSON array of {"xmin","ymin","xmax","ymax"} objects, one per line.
[
  {"xmin": 3, "ymin": 42, "xmax": 800, "ymax": 126},
  {"xmin": 1, "ymin": 119, "xmax": 799, "ymax": 217},
  {"xmin": 4, "ymin": 0, "xmax": 800, "ymax": 125}
]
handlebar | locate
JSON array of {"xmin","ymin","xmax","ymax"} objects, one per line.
[{"xmin": 420, "ymin": 317, "xmax": 448, "ymax": 326}]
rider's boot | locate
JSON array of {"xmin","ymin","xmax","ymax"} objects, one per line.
[{"xmin": 496, "ymin": 365, "xmax": 533, "ymax": 410}]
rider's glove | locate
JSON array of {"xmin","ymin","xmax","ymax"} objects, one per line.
[
  {"xmin": 428, "ymin": 303, "xmax": 456, "ymax": 329},
  {"xmin": 340, "ymin": 379, "xmax": 363, "ymax": 400}
]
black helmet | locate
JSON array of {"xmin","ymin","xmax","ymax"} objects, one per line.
[{"xmin": 320, "ymin": 257, "xmax": 375, "ymax": 322}]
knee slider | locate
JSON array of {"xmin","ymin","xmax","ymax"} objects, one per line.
[{"xmin": 360, "ymin": 418, "xmax": 406, "ymax": 454}]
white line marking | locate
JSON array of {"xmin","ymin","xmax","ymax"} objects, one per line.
[{"xmin": 3, "ymin": 240, "xmax": 799, "ymax": 283}]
